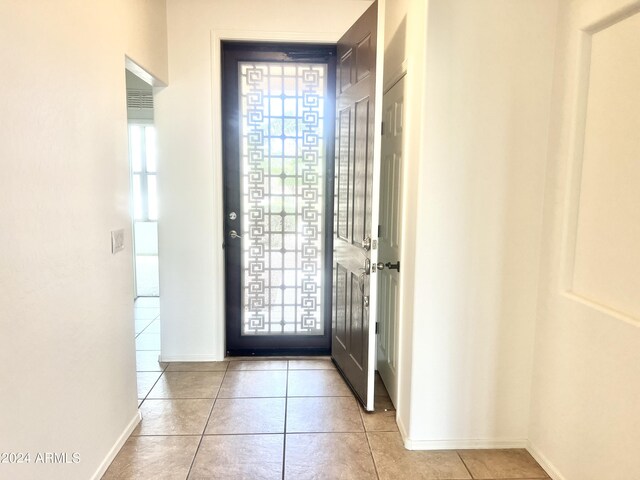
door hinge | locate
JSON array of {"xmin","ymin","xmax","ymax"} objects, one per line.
[
  {"xmin": 375, "ymin": 322, "xmax": 379, "ymax": 334},
  {"xmin": 381, "ymin": 122, "xmax": 385, "ymax": 136}
]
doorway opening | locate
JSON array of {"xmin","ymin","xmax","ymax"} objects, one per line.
[
  {"xmin": 126, "ymin": 69, "xmax": 162, "ymax": 391},
  {"xmin": 221, "ymin": 42, "xmax": 336, "ymax": 356},
  {"xmin": 126, "ymin": 70, "xmax": 160, "ymax": 299}
]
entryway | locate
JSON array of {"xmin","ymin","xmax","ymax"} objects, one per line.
[{"xmin": 220, "ymin": 1, "xmax": 387, "ymax": 413}]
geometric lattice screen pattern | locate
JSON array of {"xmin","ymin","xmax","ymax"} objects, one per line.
[{"xmin": 239, "ymin": 62, "xmax": 327, "ymax": 335}]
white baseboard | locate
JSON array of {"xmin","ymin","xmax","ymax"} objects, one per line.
[
  {"xmin": 527, "ymin": 441, "xmax": 567, "ymax": 480},
  {"xmin": 403, "ymin": 437, "xmax": 527, "ymax": 450},
  {"xmin": 397, "ymin": 421, "xmax": 526, "ymax": 450},
  {"xmin": 397, "ymin": 414, "xmax": 410, "ymax": 445},
  {"xmin": 91, "ymin": 411, "xmax": 142, "ymax": 480},
  {"xmin": 159, "ymin": 354, "xmax": 224, "ymax": 362}
]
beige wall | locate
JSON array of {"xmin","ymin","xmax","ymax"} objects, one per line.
[
  {"xmin": 399, "ymin": 0, "xmax": 559, "ymax": 448},
  {"xmin": 529, "ymin": 1, "xmax": 640, "ymax": 478},
  {"xmin": 156, "ymin": 0, "xmax": 372, "ymax": 360},
  {"xmin": 0, "ymin": 1, "xmax": 168, "ymax": 479}
]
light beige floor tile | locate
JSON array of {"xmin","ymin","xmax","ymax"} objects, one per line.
[
  {"xmin": 143, "ymin": 319, "xmax": 161, "ymax": 334},
  {"xmin": 134, "ymin": 308, "xmax": 160, "ymax": 320},
  {"xmin": 134, "ymin": 297, "xmax": 160, "ymax": 308},
  {"xmin": 361, "ymin": 395, "xmax": 399, "ymax": 432},
  {"xmin": 188, "ymin": 434, "xmax": 283, "ymax": 479},
  {"xmin": 288, "ymin": 359, "xmax": 336, "ymax": 370},
  {"xmin": 137, "ymin": 372, "xmax": 162, "ymax": 399},
  {"xmin": 228, "ymin": 360, "xmax": 288, "ymax": 370},
  {"xmin": 369, "ymin": 432, "xmax": 471, "ymax": 480},
  {"xmin": 135, "ymin": 319, "xmax": 154, "ymax": 335},
  {"xmin": 165, "ymin": 361, "xmax": 229, "ymax": 372},
  {"xmin": 361, "ymin": 408, "xmax": 399, "ymax": 432},
  {"xmin": 133, "ymin": 399, "xmax": 213, "ymax": 435},
  {"xmin": 457, "ymin": 449, "xmax": 549, "ymax": 479},
  {"xmin": 103, "ymin": 435, "xmax": 199, "ymax": 480},
  {"xmin": 136, "ymin": 333, "xmax": 161, "ymax": 351},
  {"xmin": 375, "ymin": 372, "xmax": 394, "ymax": 399},
  {"xmin": 136, "ymin": 351, "xmax": 166, "ymax": 372},
  {"xmin": 287, "ymin": 396, "xmax": 364, "ymax": 433},
  {"xmin": 287, "ymin": 370, "xmax": 352, "ymax": 397},
  {"xmin": 218, "ymin": 370, "xmax": 287, "ymax": 398},
  {"xmin": 285, "ymin": 433, "xmax": 377, "ymax": 480},
  {"xmin": 147, "ymin": 371, "xmax": 224, "ymax": 399},
  {"xmin": 206, "ymin": 397, "xmax": 285, "ymax": 434}
]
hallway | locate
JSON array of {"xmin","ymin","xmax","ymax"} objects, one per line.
[{"xmin": 106, "ymin": 358, "xmax": 549, "ymax": 479}]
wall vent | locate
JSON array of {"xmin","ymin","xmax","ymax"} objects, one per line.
[{"xmin": 127, "ymin": 89, "xmax": 154, "ymax": 110}]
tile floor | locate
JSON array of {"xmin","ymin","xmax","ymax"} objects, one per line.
[
  {"xmin": 133, "ymin": 297, "xmax": 163, "ymax": 405},
  {"xmin": 106, "ymin": 343, "xmax": 550, "ymax": 479}
]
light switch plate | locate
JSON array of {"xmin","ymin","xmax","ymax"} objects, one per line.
[{"xmin": 111, "ymin": 229, "xmax": 125, "ymax": 254}]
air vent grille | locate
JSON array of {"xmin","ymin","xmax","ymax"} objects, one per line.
[{"xmin": 127, "ymin": 90, "xmax": 154, "ymax": 110}]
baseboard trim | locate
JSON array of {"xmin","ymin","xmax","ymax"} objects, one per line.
[
  {"xmin": 91, "ymin": 410, "xmax": 141, "ymax": 480},
  {"xmin": 398, "ymin": 427, "xmax": 527, "ymax": 451},
  {"xmin": 159, "ymin": 354, "xmax": 224, "ymax": 362},
  {"xmin": 527, "ymin": 441, "xmax": 567, "ymax": 480},
  {"xmin": 397, "ymin": 414, "xmax": 410, "ymax": 446}
]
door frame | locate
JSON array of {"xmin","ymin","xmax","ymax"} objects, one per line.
[{"xmin": 210, "ymin": 30, "xmax": 351, "ymax": 358}]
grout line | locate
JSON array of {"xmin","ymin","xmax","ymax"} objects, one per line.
[
  {"xmin": 137, "ymin": 370, "xmax": 165, "ymax": 408},
  {"xmin": 226, "ymin": 368, "xmax": 289, "ymax": 371},
  {"xmin": 281, "ymin": 364, "xmax": 289, "ymax": 480},
  {"xmin": 457, "ymin": 451, "xmax": 475, "ymax": 479},
  {"xmin": 135, "ymin": 316, "xmax": 160, "ymax": 337},
  {"xmin": 280, "ymin": 428, "xmax": 367, "ymax": 435},
  {"xmin": 185, "ymin": 360, "xmax": 230, "ymax": 479},
  {"xmin": 362, "ymin": 420, "xmax": 381, "ymax": 479}
]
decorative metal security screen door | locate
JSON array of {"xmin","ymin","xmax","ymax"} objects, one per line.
[{"xmin": 222, "ymin": 43, "xmax": 336, "ymax": 355}]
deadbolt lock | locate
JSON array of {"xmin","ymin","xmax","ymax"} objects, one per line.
[{"xmin": 375, "ymin": 261, "xmax": 400, "ymax": 273}]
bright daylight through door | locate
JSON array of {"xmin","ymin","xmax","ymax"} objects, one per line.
[{"xmin": 239, "ymin": 61, "xmax": 327, "ymax": 336}]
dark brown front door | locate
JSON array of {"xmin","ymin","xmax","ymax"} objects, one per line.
[{"xmin": 332, "ymin": 1, "xmax": 380, "ymax": 411}]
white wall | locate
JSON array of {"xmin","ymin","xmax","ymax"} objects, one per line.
[
  {"xmin": 529, "ymin": 1, "xmax": 640, "ymax": 478},
  {"xmin": 0, "ymin": 1, "xmax": 167, "ymax": 479},
  {"xmin": 399, "ymin": 0, "xmax": 558, "ymax": 448},
  {"xmin": 156, "ymin": 0, "xmax": 372, "ymax": 360},
  {"xmin": 381, "ymin": 0, "xmax": 426, "ymax": 445}
]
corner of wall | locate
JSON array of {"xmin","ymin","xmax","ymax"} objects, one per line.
[{"xmin": 91, "ymin": 411, "xmax": 141, "ymax": 480}]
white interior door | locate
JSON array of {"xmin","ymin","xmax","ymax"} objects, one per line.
[{"xmin": 376, "ymin": 76, "xmax": 405, "ymax": 407}]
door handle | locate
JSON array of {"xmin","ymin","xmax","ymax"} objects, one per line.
[
  {"xmin": 376, "ymin": 261, "xmax": 400, "ymax": 272},
  {"xmin": 363, "ymin": 257, "xmax": 371, "ymax": 275},
  {"xmin": 229, "ymin": 230, "xmax": 242, "ymax": 239}
]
